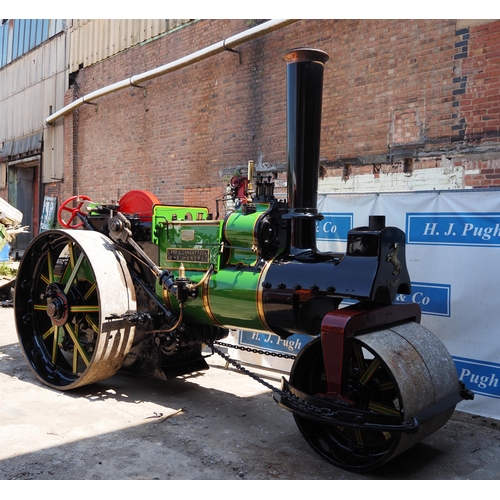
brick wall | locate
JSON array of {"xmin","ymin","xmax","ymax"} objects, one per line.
[
  {"xmin": 58, "ymin": 19, "xmax": 500, "ymax": 216},
  {"xmin": 460, "ymin": 21, "xmax": 500, "ymax": 140}
]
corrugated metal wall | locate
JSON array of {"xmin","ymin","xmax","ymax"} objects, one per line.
[
  {"xmin": 0, "ymin": 34, "xmax": 67, "ymax": 141},
  {"xmin": 0, "ymin": 33, "xmax": 67, "ymax": 182},
  {"xmin": 68, "ymin": 19, "xmax": 192, "ymax": 73},
  {"xmin": 1, "ymin": 19, "xmax": 193, "ymax": 183},
  {"xmin": 0, "ymin": 19, "xmax": 65, "ymax": 68}
]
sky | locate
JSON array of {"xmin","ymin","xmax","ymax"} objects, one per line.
[{"xmin": 2, "ymin": 2, "xmax": 495, "ymax": 22}]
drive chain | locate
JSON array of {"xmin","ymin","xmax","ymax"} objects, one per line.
[
  {"xmin": 208, "ymin": 342, "xmax": 330, "ymax": 417},
  {"xmin": 208, "ymin": 342, "xmax": 412, "ymax": 432},
  {"xmin": 213, "ymin": 340, "xmax": 296, "ymax": 359}
]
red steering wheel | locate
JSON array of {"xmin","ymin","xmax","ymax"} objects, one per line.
[{"xmin": 57, "ymin": 195, "xmax": 92, "ymax": 228}]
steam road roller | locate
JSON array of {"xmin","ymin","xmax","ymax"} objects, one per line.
[{"xmin": 14, "ymin": 47, "xmax": 473, "ymax": 472}]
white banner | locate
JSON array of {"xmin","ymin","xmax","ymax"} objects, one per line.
[{"xmin": 317, "ymin": 189, "xmax": 500, "ymax": 419}]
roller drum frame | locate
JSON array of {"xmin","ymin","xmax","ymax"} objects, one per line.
[{"xmin": 287, "ymin": 321, "xmax": 461, "ymax": 472}]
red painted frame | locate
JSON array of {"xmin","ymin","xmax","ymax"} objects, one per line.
[{"xmin": 320, "ymin": 302, "xmax": 422, "ymax": 402}]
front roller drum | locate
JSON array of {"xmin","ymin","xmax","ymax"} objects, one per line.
[
  {"xmin": 289, "ymin": 322, "xmax": 460, "ymax": 472},
  {"xmin": 15, "ymin": 229, "xmax": 137, "ymax": 390}
]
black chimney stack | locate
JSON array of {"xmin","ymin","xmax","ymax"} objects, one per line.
[{"xmin": 283, "ymin": 47, "xmax": 329, "ymax": 254}]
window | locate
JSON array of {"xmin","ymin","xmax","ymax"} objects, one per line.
[{"xmin": 0, "ymin": 19, "xmax": 64, "ymax": 68}]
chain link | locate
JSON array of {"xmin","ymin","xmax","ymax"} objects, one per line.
[
  {"xmin": 213, "ymin": 340, "xmax": 297, "ymax": 360},
  {"xmin": 208, "ymin": 342, "xmax": 411, "ymax": 431},
  {"xmin": 209, "ymin": 342, "xmax": 284, "ymax": 394},
  {"xmin": 208, "ymin": 342, "xmax": 332, "ymax": 416}
]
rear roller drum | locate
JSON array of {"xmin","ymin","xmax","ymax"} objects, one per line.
[
  {"xmin": 15, "ymin": 229, "xmax": 137, "ymax": 390},
  {"xmin": 290, "ymin": 322, "xmax": 459, "ymax": 472}
]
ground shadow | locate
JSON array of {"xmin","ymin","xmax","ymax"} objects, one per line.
[{"xmin": 1, "ymin": 340, "xmax": 495, "ymax": 480}]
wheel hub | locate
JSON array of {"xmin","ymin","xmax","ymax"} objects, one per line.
[{"xmin": 45, "ymin": 285, "xmax": 69, "ymax": 326}]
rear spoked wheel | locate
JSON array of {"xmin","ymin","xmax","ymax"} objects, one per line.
[{"xmin": 15, "ymin": 229, "xmax": 136, "ymax": 390}]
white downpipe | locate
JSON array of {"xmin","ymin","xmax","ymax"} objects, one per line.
[{"xmin": 46, "ymin": 19, "xmax": 298, "ymax": 125}]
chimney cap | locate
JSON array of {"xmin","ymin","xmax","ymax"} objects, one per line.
[{"xmin": 282, "ymin": 47, "xmax": 329, "ymax": 65}]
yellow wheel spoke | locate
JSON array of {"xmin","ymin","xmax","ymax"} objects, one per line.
[
  {"xmin": 52, "ymin": 326, "xmax": 64, "ymax": 364},
  {"xmin": 354, "ymin": 429, "xmax": 363, "ymax": 445},
  {"xmin": 84, "ymin": 282, "xmax": 97, "ymax": 300},
  {"xmin": 64, "ymin": 252, "xmax": 85, "ymax": 294},
  {"xmin": 47, "ymin": 250, "xmax": 54, "ymax": 283},
  {"xmin": 73, "ymin": 346, "xmax": 79, "ymax": 373},
  {"xmin": 60, "ymin": 243, "xmax": 75, "ymax": 284},
  {"xmin": 69, "ymin": 242, "xmax": 75, "ymax": 268},
  {"xmin": 64, "ymin": 323, "xmax": 90, "ymax": 368},
  {"xmin": 37, "ymin": 242, "xmax": 97, "ymax": 373},
  {"xmin": 368, "ymin": 401, "xmax": 401, "ymax": 416},
  {"xmin": 378, "ymin": 380, "xmax": 395, "ymax": 391},
  {"xmin": 85, "ymin": 314, "xmax": 100, "ymax": 334},
  {"xmin": 60, "ymin": 263, "xmax": 71, "ymax": 283},
  {"xmin": 353, "ymin": 344, "xmax": 365, "ymax": 372},
  {"xmin": 42, "ymin": 324, "xmax": 56, "ymax": 340},
  {"xmin": 72, "ymin": 324, "xmax": 79, "ymax": 372},
  {"xmin": 51, "ymin": 329, "xmax": 58, "ymax": 363},
  {"xmin": 70, "ymin": 305, "xmax": 100, "ymax": 313},
  {"xmin": 359, "ymin": 358, "xmax": 381, "ymax": 385}
]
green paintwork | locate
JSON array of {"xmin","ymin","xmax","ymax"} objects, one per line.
[
  {"xmin": 152, "ymin": 205, "xmax": 211, "ymax": 239},
  {"xmin": 153, "ymin": 205, "xmax": 222, "ymax": 271},
  {"xmin": 156, "ymin": 266, "xmax": 266, "ymax": 332},
  {"xmin": 224, "ymin": 203, "xmax": 271, "ymax": 266},
  {"xmin": 206, "ymin": 267, "xmax": 265, "ymax": 331},
  {"xmin": 152, "ymin": 203, "xmax": 271, "ymax": 331}
]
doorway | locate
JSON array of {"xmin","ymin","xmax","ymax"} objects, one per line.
[{"xmin": 8, "ymin": 163, "xmax": 37, "ymax": 254}]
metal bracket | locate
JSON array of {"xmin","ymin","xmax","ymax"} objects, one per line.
[
  {"xmin": 274, "ymin": 378, "xmax": 420, "ymax": 433},
  {"xmin": 223, "ymin": 41, "xmax": 242, "ymax": 64},
  {"xmin": 320, "ymin": 302, "xmax": 422, "ymax": 400},
  {"xmin": 82, "ymin": 101, "xmax": 98, "ymax": 112},
  {"xmin": 131, "ymin": 83, "xmax": 147, "ymax": 97}
]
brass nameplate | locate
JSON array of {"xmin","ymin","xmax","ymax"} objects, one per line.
[
  {"xmin": 167, "ymin": 248, "xmax": 210, "ymax": 263},
  {"xmin": 181, "ymin": 229, "xmax": 195, "ymax": 241}
]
